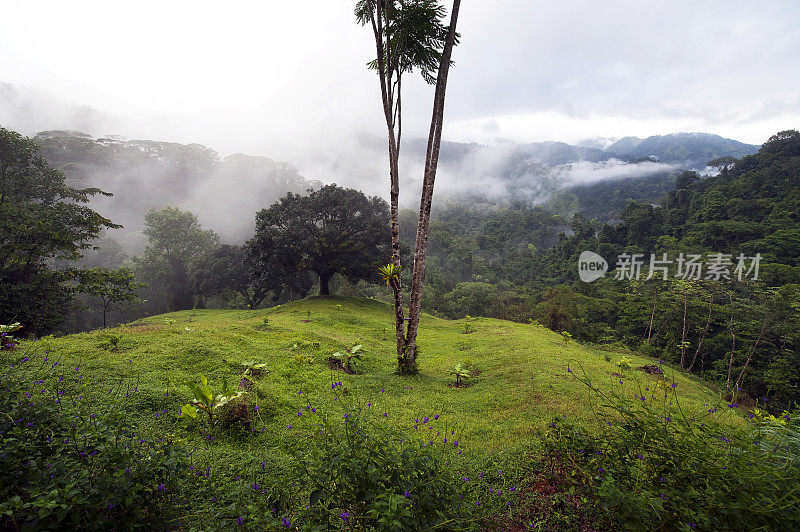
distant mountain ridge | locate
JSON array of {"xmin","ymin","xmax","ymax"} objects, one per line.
[
  {"xmin": 605, "ymin": 132, "xmax": 759, "ymax": 169},
  {"xmin": 0, "ymin": 81, "xmax": 768, "ymax": 235}
]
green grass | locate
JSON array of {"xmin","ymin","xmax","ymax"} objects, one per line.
[{"xmin": 21, "ymin": 296, "xmax": 742, "ymax": 454}]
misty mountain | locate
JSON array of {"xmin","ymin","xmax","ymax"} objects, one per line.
[
  {"xmin": 394, "ymin": 132, "xmax": 760, "ymax": 219},
  {"xmin": 393, "ymin": 136, "xmax": 672, "ymax": 213},
  {"xmin": 33, "ymin": 130, "xmax": 320, "ymax": 250},
  {"xmin": 1, "ymin": 80, "xmax": 764, "ymax": 240},
  {"xmin": 574, "ymin": 137, "xmax": 619, "ymax": 151},
  {"xmin": 0, "ymin": 82, "xmax": 123, "ymax": 137},
  {"xmin": 606, "ymin": 132, "xmax": 760, "ymax": 169}
]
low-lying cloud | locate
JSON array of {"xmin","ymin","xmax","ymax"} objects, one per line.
[{"xmin": 557, "ymin": 159, "xmax": 676, "ymax": 186}]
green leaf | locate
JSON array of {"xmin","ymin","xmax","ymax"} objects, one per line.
[{"xmin": 179, "ymin": 403, "xmax": 198, "ymax": 419}]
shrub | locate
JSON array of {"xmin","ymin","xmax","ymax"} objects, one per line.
[
  {"xmin": 239, "ymin": 359, "xmax": 269, "ymax": 378},
  {"xmin": 616, "ymin": 356, "xmax": 632, "ymax": 370},
  {"xmin": 560, "ymin": 331, "xmax": 573, "ymax": 346},
  {"xmin": 97, "ymin": 332, "xmax": 124, "ymax": 351},
  {"xmin": 0, "ymin": 349, "xmax": 185, "ymax": 530},
  {"xmin": 449, "ymin": 363, "xmax": 472, "ymax": 387},
  {"xmin": 0, "ymin": 322, "xmax": 22, "ymax": 349},
  {"xmin": 178, "ymin": 374, "xmax": 246, "ymax": 425},
  {"xmin": 286, "ymin": 391, "xmax": 506, "ymax": 529},
  {"xmin": 329, "ymin": 343, "xmax": 365, "ymax": 374},
  {"xmin": 540, "ymin": 376, "xmax": 800, "ymax": 531}
]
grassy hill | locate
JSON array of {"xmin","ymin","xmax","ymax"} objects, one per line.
[{"xmin": 28, "ymin": 296, "xmax": 740, "ymax": 452}]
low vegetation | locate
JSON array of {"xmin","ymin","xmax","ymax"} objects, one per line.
[{"xmin": 5, "ymin": 297, "xmax": 797, "ymax": 529}]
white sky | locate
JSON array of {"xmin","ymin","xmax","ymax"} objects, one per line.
[{"xmin": 1, "ymin": 0, "xmax": 799, "ymax": 156}]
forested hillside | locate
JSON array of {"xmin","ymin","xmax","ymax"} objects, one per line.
[
  {"xmin": 34, "ymin": 130, "xmax": 321, "ymax": 247},
  {"xmin": 607, "ymin": 132, "xmax": 759, "ymax": 169},
  {"xmin": 4, "ymin": 122, "xmax": 794, "ymax": 412},
  {"xmin": 412, "ymin": 131, "xmax": 800, "ymax": 412}
]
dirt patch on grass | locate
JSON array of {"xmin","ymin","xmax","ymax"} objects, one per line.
[
  {"xmin": 638, "ymin": 364, "xmax": 663, "ymax": 375},
  {"xmin": 327, "ymin": 357, "xmax": 355, "ymax": 374}
]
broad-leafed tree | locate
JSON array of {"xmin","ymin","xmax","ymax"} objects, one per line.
[
  {"xmin": 248, "ymin": 185, "xmax": 390, "ymax": 296},
  {"xmin": 0, "ymin": 127, "xmax": 120, "ymax": 334},
  {"xmin": 133, "ymin": 207, "xmax": 219, "ymax": 312}
]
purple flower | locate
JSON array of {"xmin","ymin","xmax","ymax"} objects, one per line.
[{"xmin": 340, "ymin": 512, "xmax": 350, "ymax": 522}]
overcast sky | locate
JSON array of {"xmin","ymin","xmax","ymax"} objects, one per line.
[{"xmin": 1, "ymin": 0, "xmax": 799, "ymax": 159}]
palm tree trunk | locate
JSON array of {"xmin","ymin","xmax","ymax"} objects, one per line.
[
  {"xmin": 404, "ymin": 0, "xmax": 461, "ymax": 368},
  {"xmin": 726, "ymin": 295, "xmax": 737, "ymax": 390},
  {"xmin": 680, "ymin": 291, "xmax": 688, "ymax": 368},
  {"xmin": 367, "ymin": 1, "xmax": 407, "ymax": 361}
]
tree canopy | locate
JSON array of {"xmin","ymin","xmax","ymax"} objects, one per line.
[
  {"xmin": 248, "ymin": 184, "xmax": 391, "ymax": 296},
  {"xmin": 133, "ymin": 206, "xmax": 219, "ymax": 312},
  {"xmin": 191, "ymin": 244, "xmax": 276, "ymax": 309},
  {"xmin": 0, "ymin": 127, "xmax": 119, "ymax": 334}
]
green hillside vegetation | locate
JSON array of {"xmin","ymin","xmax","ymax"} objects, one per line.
[
  {"xmin": 607, "ymin": 132, "xmax": 759, "ymax": 169},
  {"xmin": 8, "ymin": 297, "xmax": 800, "ymax": 530},
  {"xmin": 22, "ymin": 297, "xmax": 739, "ymax": 450}
]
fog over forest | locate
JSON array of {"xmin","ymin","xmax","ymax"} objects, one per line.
[
  {"xmin": 4, "ymin": 3, "xmax": 800, "ymax": 530},
  {"xmin": 1, "ymin": 82, "xmax": 760, "ymax": 252}
]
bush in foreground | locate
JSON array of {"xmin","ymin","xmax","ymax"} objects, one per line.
[
  {"xmin": 540, "ymin": 376, "xmax": 800, "ymax": 530},
  {"xmin": 0, "ymin": 349, "xmax": 184, "ymax": 530}
]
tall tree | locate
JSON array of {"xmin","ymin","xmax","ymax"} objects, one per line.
[
  {"xmin": 77, "ymin": 267, "xmax": 145, "ymax": 328},
  {"xmin": 191, "ymin": 244, "xmax": 274, "ymax": 309},
  {"xmin": 357, "ymin": 0, "xmax": 461, "ymax": 372},
  {"xmin": 133, "ymin": 207, "xmax": 219, "ymax": 312},
  {"xmin": 249, "ymin": 184, "xmax": 390, "ymax": 296},
  {"xmin": 0, "ymin": 127, "xmax": 120, "ymax": 334}
]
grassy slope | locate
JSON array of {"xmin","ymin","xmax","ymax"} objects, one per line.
[{"xmin": 26, "ymin": 296, "xmax": 741, "ymax": 453}]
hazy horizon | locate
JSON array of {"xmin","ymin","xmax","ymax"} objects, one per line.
[
  {"xmin": 2, "ymin": 2, "xmax": 798, "ymax": 150},
  {"xmin": 2, "ymin": 1, "xmax": 798, "ymax": 215}
]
